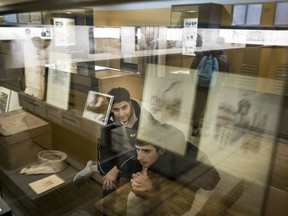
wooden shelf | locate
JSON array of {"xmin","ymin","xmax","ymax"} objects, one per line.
[{"xmin": 18, "ymin": 92, "xmax": 101, "ymax": 142}]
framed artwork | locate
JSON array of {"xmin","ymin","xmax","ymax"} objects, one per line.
[
  {"xmin": 46, "ymin": 69, "xmax": 71, "ymax": 110},
  {"xmin": 0, "ymin": 86, "xmax": 11, "ymax": 113},
  {"xmin": 82, "ymin": 91, "xmax": 114, "ymax": 125},
  {"xmin": 197, "ymin": 73, "xmax": 283, "ymax": 215},
  {"xmin": 137, "ymin": 63, "xmax": 197, "ymax": 155},
  {"xmin": 0, "ymin": 87, "xmax": 21, "ymax": 113},
  {"xmin": 53, "ymin": 17, "xmax": 76, "ymax": 46}
]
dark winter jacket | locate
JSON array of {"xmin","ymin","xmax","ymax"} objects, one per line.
[
  {"xmin": 130, "ymin": 142, "xmax": 221, "ymax": 215},
  {"xmin": 98, "ymin": 99, "xmax": 141, "ymax": 177}
]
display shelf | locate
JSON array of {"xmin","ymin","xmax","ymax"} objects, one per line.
[
  {"xmin": 18, "ymin": 92, "xmax": 101, "ymax": 142},
  {"xmin": 0, "ymin": 163, "xmax": 101, "ymax": 216},
  {"xmin": 0, "ymin": 197, "xmax": 12, "ymax": 216}
]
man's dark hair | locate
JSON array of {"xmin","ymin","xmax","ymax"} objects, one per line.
[{"xmin": 108, "ymin": 87, "xmax": 130, "ymax": 104}]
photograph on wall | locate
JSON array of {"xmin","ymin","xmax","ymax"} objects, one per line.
[
  {"xmin": 137, "ymin": 63, "xmax": 197, "ymax": 155},
  {"xmin": 46, "ymin": 69, "xmax": 71, "ymax": 110},
  {"xmin": 82, "ymin": 91, "xmax": 114, "ymax": 125},
  {"xmin": 196, "ymin": 73, "xmax": 284, "ymax": 215}
]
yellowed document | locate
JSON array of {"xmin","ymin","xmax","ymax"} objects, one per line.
[{"xmin": 29, "ymin": 174, "xmax": 64, "ymax": 194}]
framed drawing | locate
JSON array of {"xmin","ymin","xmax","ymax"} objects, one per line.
[
  {"xmin": 0, "ymin": 87, "xmax": 21, "ymax": 113},
  {"xmin": 137, "ymin": 63, "xmax": 197, "ymax": 155},
  {"xmin": 46, "ymin": 68, "xmax": 71, "ymax": 110},
  {"xmin": 82, "ymin": 91, "xmax": 114, "ymax": 125},
  {"xmin": 0, "ymin": 86, "xmax": 11, "ymax": 113},
  {"xmin": 197, "ymin": 73, "xmax": 284, "ymax": 215},
  {"xmin": 53, "ymin": 17, "xmax": 76, "ymax": 46}
]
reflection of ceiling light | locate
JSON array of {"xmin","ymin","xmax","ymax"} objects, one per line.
[
  {"xmin": 188, "ymin": 10, "xmax": 197, "ymax": 13},
  {"xmin": 65, "ymin": 11, "xmax": 72, "ymax": 14}
]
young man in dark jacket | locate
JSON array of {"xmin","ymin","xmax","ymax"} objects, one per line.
[
  {"xmin": 73, "ymin": 87, "xmax": 142, "ymax": 197},
  {"xmin": 97, "ymin": 87, "xmax": 142, "ymax": 197},
  {"xmin": 95, "ymin": 122, "xmax": 221, "ymax": 216},
  {"xmin": 190, "ymin": 49, "xmax": 229, "ymax": 136},
  {"xmin": 127, "ymin": 127, "xmax": 221, "ymax": 215}
]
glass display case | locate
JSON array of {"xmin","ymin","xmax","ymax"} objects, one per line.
[{"xmin": 0, "ymin": 0, "xmax": 287, "ymax": 216}]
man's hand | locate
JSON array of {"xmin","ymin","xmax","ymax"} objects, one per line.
[
  {"xmin": 130, "ymin": 167, "xmax": 153, "ymax": 192},
  {"xmin": 102, "ymin": 166, "xmax": 119, "ymax": 190}
]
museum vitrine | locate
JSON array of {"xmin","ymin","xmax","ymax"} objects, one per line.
[{"xmin": 0, "ymin": 0, "xmax": 287, "ymax": 215}]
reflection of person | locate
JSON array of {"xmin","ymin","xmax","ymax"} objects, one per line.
[
  {"xmin": 191, "ymin": 50, "xmax": 228, "ymax": 136},
  {"xmin": 74, "ymin": 87, "xmax": 147, "ymax": 193},
  {"xmin": 95, "ymin": 123, "xmax": 220, "ymax": 216},
  {"xmin": 127, "ymin": 137, "xmax": 220, "ymax": 215},
  {"xmin": 234, "ymin": 98, "xmax": 251, "ymax": 128}
]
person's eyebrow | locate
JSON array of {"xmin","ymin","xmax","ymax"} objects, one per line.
[{"xmin": 142, "ymin": 149, "xmax": 151, "ymax": 152}]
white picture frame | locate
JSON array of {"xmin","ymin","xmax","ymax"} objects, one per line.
[
  {"xmin": 53, "ymin": 17, "xmax": 76, "ymax": 47},
  {"xmin": 137, "ymin": 63, "xmax": 197, "ymax": 155},
  {"xmin": 82, "ymin": 91, "xmax": 114, "ymax": 125},
  {"xmin": 0, "ymin": 86, "xmax": 11, "ymax": 113},
  {"xmin": 0, "ymin": 86, "xmax": 22, "ymax": 113},
  {"xmin": 46, "ymin": 69, "xmax": 71, "ymax": 110}
]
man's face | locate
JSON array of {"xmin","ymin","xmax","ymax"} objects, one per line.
[
  {"xmin": 111, "ymin": 101, "xmax": 132, "ymax": 123},
  {"xmin": 136, "ymin": 144, "xmax": 162, "ymax": 169}
]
